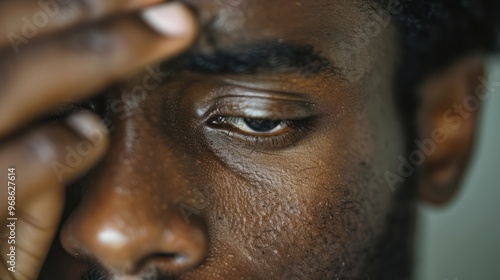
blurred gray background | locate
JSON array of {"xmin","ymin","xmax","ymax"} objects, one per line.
[{"xmin": 415, "ymin": 56, "xmax": 500, "ymax": 280}]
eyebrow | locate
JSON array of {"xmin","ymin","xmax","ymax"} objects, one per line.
[{"xmin": 171, "ymin": 42, "xmax": 339, "ymax": 76}]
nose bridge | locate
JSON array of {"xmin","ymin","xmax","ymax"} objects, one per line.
[
  {"xmin": 61, "ymin": 115, "xmax": 208, "ymax": 275},
  {"xmin": 93, "ymin": 113, "xmax": 189, "ymax": 212}
]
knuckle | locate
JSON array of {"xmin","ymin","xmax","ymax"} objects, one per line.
[
  {"xmin": 56, "ymin": 0, "xmax": 104, "ymax": 20},
  {"xmin": 63, "ymin": 25, "xmax": 116, "ymax": 56}
]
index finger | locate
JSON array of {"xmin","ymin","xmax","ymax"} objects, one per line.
[
  {"xmin": 0, "ymin": 2, "xmax": 198, "ymax": 137},
  {"xmin": 0, "ymin": 0, "xmax": 163, "ymax": 51}
]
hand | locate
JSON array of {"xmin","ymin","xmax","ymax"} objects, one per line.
[{"xmin": 0, "ymin": 1, "xmax": 197, "ymax": 279}]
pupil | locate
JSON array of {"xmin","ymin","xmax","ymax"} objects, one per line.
[{"xmin": 244, "ymin": 119, "xmax": 280, "ymax": 132}]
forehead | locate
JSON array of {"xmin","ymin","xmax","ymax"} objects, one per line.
[
  {"xmin": 187, "ymin": 0, "xmax": 372, "ymax": 49},
  {"xmin": 182, "ymin": 0, "xmax": 397, "ymax": 84}
]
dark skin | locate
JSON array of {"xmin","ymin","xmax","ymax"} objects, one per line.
[{"xmin": 0, "ymin": 0, "xmax": 486, "ymax": 279}]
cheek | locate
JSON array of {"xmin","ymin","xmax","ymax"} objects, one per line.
[{"xmin": 198, "ymin": 115, "xmax": 395, "ymax": 278}]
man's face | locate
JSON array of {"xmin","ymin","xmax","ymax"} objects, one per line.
[{"xmin": 46, "ymin": 0, "xmax": 409, "ymax": 279}]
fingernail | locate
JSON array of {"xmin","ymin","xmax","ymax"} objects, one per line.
[
  {"xmin": 66, "ymin": 111, "xmax": 108, "ymax": 145},
  {"xmin": 25, "ymin": 132, "xmax": 58, "ymax": 164},
  {"xmin": 141, "ymin": 3, "xmax": 194, "ymax": 37}
]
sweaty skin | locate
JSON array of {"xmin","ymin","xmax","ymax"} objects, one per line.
[
  {"xmin": 0, "ymin": 0, "xmax": 486, "ymax": 279},
  {"xmin": 51, "ymin": 1, "xmax": 405, "ymax": 278}
]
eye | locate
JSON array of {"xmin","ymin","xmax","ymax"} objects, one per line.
[
  {"xmin": 230, "ymin": 117, "xmax": 290, "ymax": 135},
  {"xmin": 206, "ymin": 115, "xmax": 317, "ymax": 149},
  {"xmin": 209, "ymin": 116, "xmax": 292, "ymax": 136}
]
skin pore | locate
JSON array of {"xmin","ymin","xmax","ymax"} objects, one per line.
[
  {"xmin": 0, "ymin": 0, "xmax": 486, "ymax": 279},
  {"xmin": 45, "ymin": 1, "xmax": 407, "ymax": 279}
]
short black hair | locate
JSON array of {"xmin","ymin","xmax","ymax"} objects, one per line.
[
  {"xmin": 387, "ymin": 0, "xmax": 500, "ymax": 123},
  {"xmin": 394, "ymin": 0, "xmax": 499, "ymax": 84}
]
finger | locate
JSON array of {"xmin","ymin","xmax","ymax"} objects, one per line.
[
  {"xmin": 1, "ymin": 189, "xmax": 64, "ymax": 280},
  {"xmin": 0, "ymin": 2, "xmax": 197, "ymax": 136},
  {"xmin": 0, "ymin": 111, "xmax": 109, "ymax": 214},
  {"xmin": 0, "ymin": 0, "xmax": 164, "ymax": 51},
  {"xmin": 0, "ymin": 111, "xmax": 108, "ymax": 280}
]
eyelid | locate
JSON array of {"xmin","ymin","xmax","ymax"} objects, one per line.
[
  {"xmin": 207, "ymin": 96, "xmax": 318, "ymax": 120},
  {"xmin": 192, "ymin": 84, "xmax": 321, "ymax": 150}
]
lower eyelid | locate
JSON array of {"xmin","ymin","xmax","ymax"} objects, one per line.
[{"xmin": 225, "ymin": 129, "xmax": 304, "ymax": 150}]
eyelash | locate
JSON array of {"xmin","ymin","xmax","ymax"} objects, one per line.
[{"xmin": 207, "ymin": 116, "xmax": 316, "ymax": 149}]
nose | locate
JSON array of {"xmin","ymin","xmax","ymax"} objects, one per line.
[
  {"xmin": 60, "ymin": 119, "xmax": 208, "ymax": 276},
  {"xmin": 61, "ymin": 201, "xmax": 207, "ymax": 275}
]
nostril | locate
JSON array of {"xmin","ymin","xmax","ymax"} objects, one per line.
[
  {"xmin": 136, "ymin": 252, "xmax": 197, "ymax": 276},
  {"xmin": 60, "ymin": 201, "xmax": 209, "ymax": 277},
  {"xmin": 80, "ymin": 261, "xmax": 110, "ymax": 280},
  {"xmin": 139, "ymin": 252, "xmax": 179, "ymax": 266}
]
